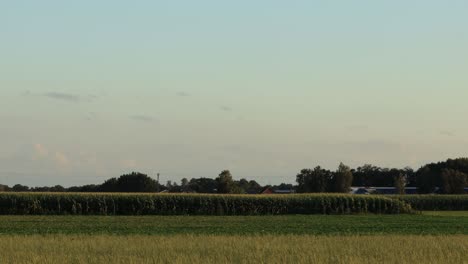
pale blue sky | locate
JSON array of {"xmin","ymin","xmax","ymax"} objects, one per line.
[{"xmin": 1, "ymin": 1, "xmax": 468, "ymax": 186}]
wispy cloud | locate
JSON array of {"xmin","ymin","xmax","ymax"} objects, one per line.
[
  {"xmin": 176, "ymin": 92, "xmax": 191, "ymax": 97},
  {"xmin": 129, "ymin": 115, "xmax": 158, "ymax": 123},
  {"xmin": 440, "ymin": 130, "xmax": 455, "ymax": 137},
  {"xmin": 44, "ymin": 92, "xmax": 81, "ymax": 102},
  {"xmin": 21, "ymin": 90, "xmax": 32, "ymax": 96},
  {"xmin": 54, "ymin": 151, "xmax": 70, "ymax": 167},
  {"xmin": 32, "ymin": 143, "xmax": 71, "ymax": 167},
  {"xmin": 85, "ymin": 112, "xmax": 98, "ymax": 121},
  {"xmin": 220, "ymin": 106, "xmax": 233, "ymax": 112},
  {"xmin": 22, "ymin": 91, "xmax": 98, "ymax": 103},
  {"xmin": 33, "ymin": 143, "xmax": 48, "ymax": 159}
]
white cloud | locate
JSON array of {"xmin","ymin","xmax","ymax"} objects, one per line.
[
  {"xmin": 32, "ymin": 144, "xmax": 71, "ymax": 167},
  {"xmin": 54, "ymin": 152, "xmax": 70, "ymax": 167},
  {"xmin": 33, "ymin": 143, "xmax": 48, "ymax": 159}
]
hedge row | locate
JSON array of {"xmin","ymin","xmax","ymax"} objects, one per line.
[
  {"xmin": 394, "ymin": 195, "xmax": 468, "ymax": 211},
  {"xmin": 0, "ymin": 193, "xmax": 412, "ymax": 215}
]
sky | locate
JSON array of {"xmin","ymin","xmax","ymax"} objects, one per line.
[{"xmin": 1, "ymin": 1, "xmax": 468, "ymax": 187}]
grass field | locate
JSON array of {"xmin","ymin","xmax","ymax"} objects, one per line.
[
  {"xmin": 1, "ymin": 212, "xmax": 467, "ymax": 263},
  {"xmin": 421, "ymin": 211, "xmax": 468, "ymax": 216},
  {"xmin": 1, "ymin": 235, "xmax": 467, "ymax": 264}
]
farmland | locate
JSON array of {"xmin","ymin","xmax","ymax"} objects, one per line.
[
  {"xmin": 0, "ymin": 195, "xmax": 467, "ymax": 263},
  {"xmin": 0, "ymin": 193, "xmax": 411, "ymax": 215},
  {"xmin": 0, "ymin": 213, "xmax": 467, "ymax": 263},
  {"xmin": 0, "ymin": 213, "xmax": 466, "ymax": 236}
]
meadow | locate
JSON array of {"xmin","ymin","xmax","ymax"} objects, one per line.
[{"xmin": 2, "ymin": 235, "xmax": 467, "ymax": 264}]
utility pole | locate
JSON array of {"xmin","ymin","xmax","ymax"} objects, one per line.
[{"xmin": 157, "ymin": 173, "xmax": 160, "ymax": 192}]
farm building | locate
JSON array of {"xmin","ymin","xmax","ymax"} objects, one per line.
[
  {"xmin": 350, "ymin": 187, "xmax": 468, "ymax": 195},
  {"xmin": 350, "ymin": 187, "xmax": 418, "ymax": 194},
  {"xmin": 261, "ymin": 187, "xmax": 295, "ymax": 194}
]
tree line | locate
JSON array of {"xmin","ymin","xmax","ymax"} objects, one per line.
[{"xmin": 0, "ymin": 158, "xmax": 467, "ymax": 194}]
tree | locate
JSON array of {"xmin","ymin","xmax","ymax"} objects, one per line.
[
  {"xmin": 403, "ymin": 167, "xmax": 416, "ymax": 187},
  {"xmin": 67, "ymin": 184, "xmax": 98, "ymax": 192},
  {"xmin": 188, "ymin": 178, "xmax": 218, "ymax": 193},
  {"xmin": 0, "ymin": 184, "xmax": 9, "ymax": 192},
  {"xmin": 415, "ymin": 158, "xmax": 468, "ymax": 193},
  {"xmin": 274, "ymin": 183, "xmax": 294, "ymax": 191},
  {"xmin": 248, "ymin": 180, "xmax": 263, "ymax": 193},
  {"xmin": 296, "ymin": 169, "xmax": 311, "ymax": 193},
  {"xmin": 181, "ymin": 178, "xmax": 189, "ymax": 187},
  {"xmin": 394, "ymin": 172, "xmax": 407, "ymax": 195},
  {"xmin": 98, "ymin": 172, "xmax": 160, "ymax": 192},
  {"xmin": 216, "ymin": 170, "xmax": 240, "ymax": 194},
  {"xmin": 12, "ymin": 184, "xmax": 29, "ymax": 192},
  {"xmin": 116, "ymin": 172, "xmax": 159, "ymax": 192},
  {"xmin": 353, "ymin": 164, "xmax": 380, "ymax": 186},
  {"xmin": 332, "ymin": 163, "xmax": 353, "ymax": 193},
  {"xmin": 444, "ymin": 158, "xmax": 468, "ymax": 174},
  {"xmin": 296, "ymin": 167, "xmax": 331, "ymax": 193},
  {"xmin": 236, "ymin": 178, "xmax": 262, "ymax": 194},
  {"xmin": 416, "ymin": 166, "xmax": 439, "ymax": 194},
  {"xmin": 166, "ymin": 180, "xmax": 173, "ymax": 189},
  {"xmin": 180, "ymin": 178, "xmax": 190, "ymax": 192},
  {"xmin": 50, "ymin": 185, "xmax": 65, "ymax": 192},
  {"xmin": 99, "ymin": 177, "xmax": 118, "ymax": 192},
  {"xmin": 441, "ymin": 169, "xmax": 467, "ymax": 194}
]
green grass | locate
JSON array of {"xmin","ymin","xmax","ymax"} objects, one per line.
[
  {"xmin": 421, "ymin": 211, "xmax": 468, "ymax": 216},
  {"xmin": 1, "ymin": 212, "xmax": 467, "ymax": 263},
  {"xmin": 0, "ymin": 213, "xmax": 466, "ymax": 236}
]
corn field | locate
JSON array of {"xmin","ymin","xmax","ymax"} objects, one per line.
[
  {"xmin": 394, "ymin": 195, "xmax": 468, "ymax": 211},
  {"xmin": 0, "ymin": 193, "xmax": 412, "ymax": 215}
]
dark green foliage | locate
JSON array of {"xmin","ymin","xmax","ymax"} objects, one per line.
[
  {"xmin": 416, "ymin": 158, "xmax": 468, "ymax": 193},
  {"xmin": 332, "ymin": 163, "xmax": 353, "ymax": 193},
  {"xmin": 0, "ymin": 193, "xmax": 412, "ymax": 215},
  {"xmin": 12, "ymin": 184, "xmax": 29, "ymax": 192},
  {"xmin": 441, "ymin": 169, "xmax": 468, "ymax": 194},
  {"xmin": 216, "ymin": 170, "xmax": 240, "ymax": 194},
  {"xmin": 296, "ymin": 167, "xmax": 331, "ymax": 193},
  {"xmin": 416, "ymin": 166, "xmax": 440, "ymax": 193},
  {"xmin": 236, "ymin": 179, "xmax": 262, "ymax": 194},
  {"xmin": 352, "ymin": 165, "xmax": 416, "ymax": 187},
  {"xmin": 395, "ymin": 195, "xmax": 468, "ymax": 210},
  {"xmin": 99, "ymin": 178, "xmax": 119, "ymax": 192},
  {"xmin": 188, "ymin": 178, "xmax": 218, "ymax": 193},
  {"xmin": 296, "ymin": 163, "xmax": 353, "ymax": 193},
  {"xmin": 352, "ymin": 164, "xmax": 376, "ymax": 186},
  {"xmin": 98, "ymin": 172, "xmax": 163, "ymax": 192},
  {"xmin": 67, "ymin": 185, "xmax": 99, "ymax": 192},
  {"xmin": 117, "ymin": 173, "xmax": 158, "ymax": 192}
]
